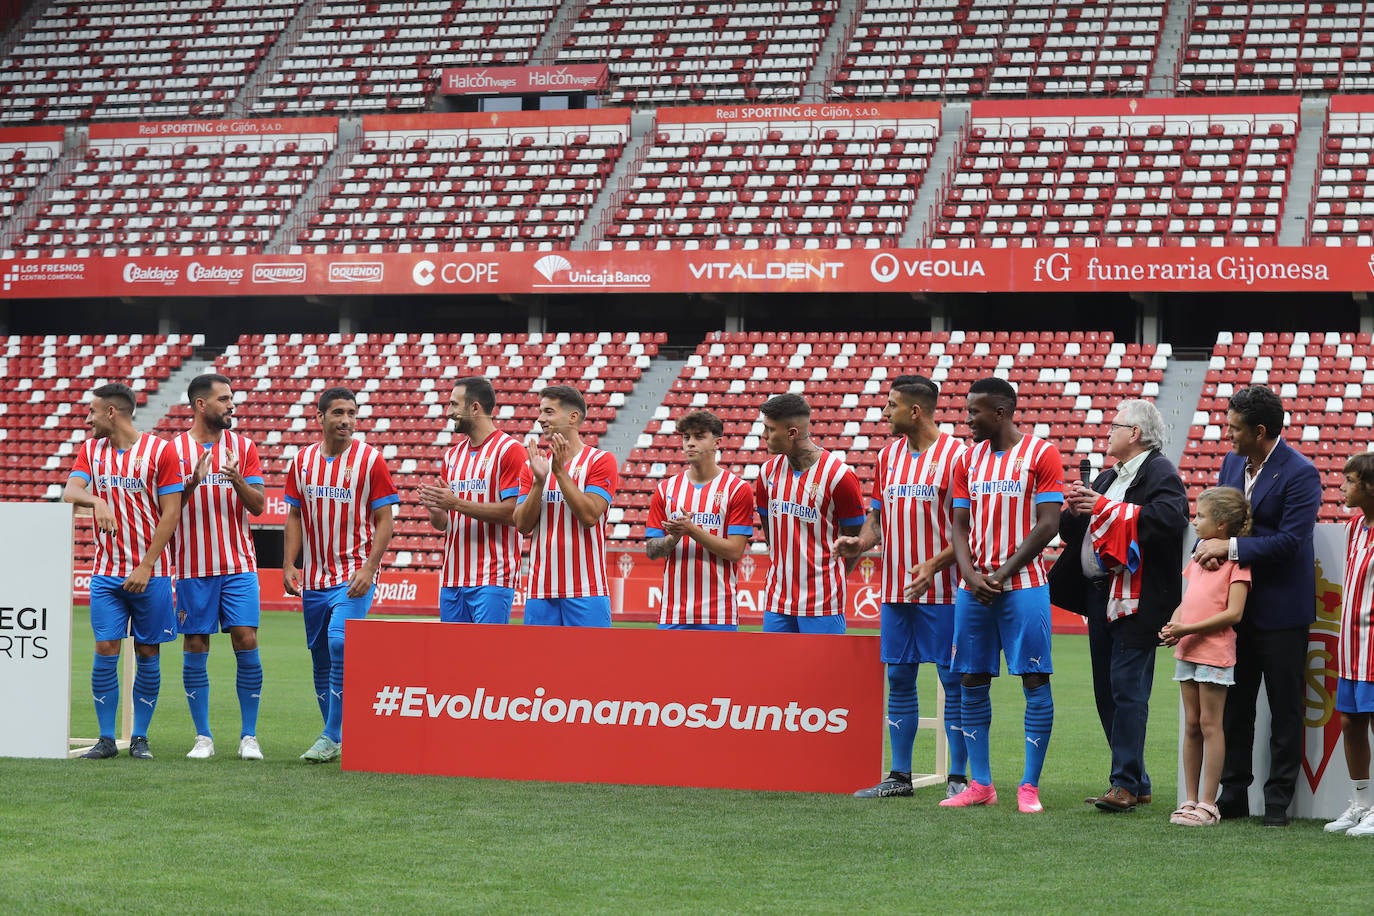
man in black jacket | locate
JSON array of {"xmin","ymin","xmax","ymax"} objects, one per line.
[{"xmin": 1049, "ymin": 399, "xmax": 1189, "ymax": 812}]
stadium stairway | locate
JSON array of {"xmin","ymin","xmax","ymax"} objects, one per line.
[
  {"xmin": 903, "ymin": 101, "xmax": 968, "ymax": 246},
  {"xmin": 1278, "ymin": 97, "xmax": 1331, "ymax": 245},
  {"xmin": 138, "ymin": 355, "xmax": 221, "ymax": 432},
  {"xmin": 529, "ymin": 0, "xmax": 582, "ymax": 65},
  {"xmin": 573, "ymin": 109, "xmax": 656, "ymax": 250},
  {"xmin": 1153, "ymin": 348, "xmax": 1208, "ymax": 470},
  {"xmin": 1148, "ymin": 0, "xmax": 1194, "ymax": 97},
  {"xmin": 804, "ymin": 0, "xmax": 863, "ymax": 101},
  {"xmin": 227, "ymin": 0, "xmax": 328, "ymax": 119},
  {"xmin": 594, "ymin": 350, "xmax": 688, "ymax": 464},
  {"xmin": 270, "ymin": 118, "xmax": 364, "ymax": 254}
]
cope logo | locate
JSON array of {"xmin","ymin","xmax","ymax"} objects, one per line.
[{"xmin": 412, "ymin": 259, "xmax": 499, "ymax": 286}]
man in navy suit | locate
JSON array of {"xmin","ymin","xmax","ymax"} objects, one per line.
[
  {"xmin": 1050, "ymin": 400, "xmax": 1189, "ymax": 813},
  {"xmin": 1193, "ymin": 385, "xmax": 1320, "ymax": 827}
]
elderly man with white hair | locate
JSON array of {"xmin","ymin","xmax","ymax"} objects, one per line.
[{"xmin": 1049, "ymin": 399, "xmax": 1190, "ymax": 813}]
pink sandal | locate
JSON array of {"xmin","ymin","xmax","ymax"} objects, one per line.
[
  {"xmin": 1169, "ymin": 801, "xmax": 1197, "ymax": 825},
  {"xmin": 1173, "ymin": 801, "xmax": 1220, "ymax": 826}
]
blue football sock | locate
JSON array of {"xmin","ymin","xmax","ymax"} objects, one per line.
[
  {"xmin": 1022, "ymin": 682, "xmax": 1055, "ymax": 787},
  {"xmin": 182, "ymin": 651, "xmax": 211, "ymax": 737},
  {"xmin": 91, "ymin": 653, "xmax": 119, "ymax": 739},
  {"xmin": 132, "ymin": 654, "xmax": 161, "ymax": 737},
  {"xmin": 235, "ymin": 648, "xmax": 263, "ymax": 738},
  {"xmin": 323, "ymin": 635, "xmax": 345, "ymax": 743},
  {"xmin": 310, "ymin": 644, "xmax": 331, "ymax": 724},
  {"xmin": 886, "ymin": 663, "xmax": 919, "ymax": 774},
  {"xmin": 938, "ymin": 665, "xmax": 968, "ymax": 778},
  {"xmin": 961, "ymin": 682, "xmax": 993, "ymax": 785}
]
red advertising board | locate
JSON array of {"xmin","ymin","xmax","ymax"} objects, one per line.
[
  {"xmin": 341, "ymin": 621, "xmax": 882, "ymax": 792},
  {"xmin": 70, "ymin": 555, "xmax": 1087, "ymax": 632},
  {"xmin": 7, "ymin": 247, "xmax": 1371, "ymax": 300},
  {"xmin": 439, "ymin": 65, "xmax": 609, "ymax": 95}
]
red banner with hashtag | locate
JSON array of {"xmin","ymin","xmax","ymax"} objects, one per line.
[{"xmin": 341, "ymin": 620, "xmax": 882, "ymax": 792}]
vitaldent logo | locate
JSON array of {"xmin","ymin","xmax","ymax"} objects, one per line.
[
  {"xmin": 123, "ymin": 263, "xmax": 179, "ymax": 284},
  {"xmin": 869, "ymin": 253, "xmax": 985, "ymax": 283},
  {"xmin": 328, "ymin": 262, "xmax": 384, "ymax": 283},
  {"xmin": 252, "ymin": 263, "xmax": 307, "ymax": 284},
  {"xmin": 687, "ymin": 261, "xmax": 842, "ymax": 281}
]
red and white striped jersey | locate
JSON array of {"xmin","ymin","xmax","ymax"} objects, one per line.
[
  {"xmin": 170, "ymin": 431, "xmax": 263, "ymax": 578},
  {"xmin": 753, "ymin": 450, "xmax": 866, "ymax": 616},
  {"xmin": 1341, "ymin": 516, "xmax": 1374, "ymax": 681},
  {"xmin": 69, "ymin": 432, "xmax": 183, "ymax": 578},
  {"xmin": 518, "ymin": 445, "xmax": 619, "ymax": 599},
  {"xmin": 952, "ymin": 434, "xmax": 1065, "ymax": 591},
  {"xmin": 1088, "ymin": 495, "xmax": 1142, "ymax": 622},
  {"xmin": 439, "ymin": 429, "xmax": 524, "ymax": 589},
  {"xmin": 872, "ymin": 432, "xmax": 966, "ymax": 605},
  {"xmin": 646, "ymin": 469, "xmax": 756, "ymax": 625},
  {"xmin": 284, "ymin": 439, "xmax": 399, "ymax": 591}
]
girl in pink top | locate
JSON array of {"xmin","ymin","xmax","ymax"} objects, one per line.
[{"xmin": 1159, "ymin": 487, "xmax": 1252, "ymax": 827}]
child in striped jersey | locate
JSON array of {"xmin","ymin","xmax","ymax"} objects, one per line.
[{"xmin": 1325, "ymin": 452, "xmax": 1374, "ymax": 837}]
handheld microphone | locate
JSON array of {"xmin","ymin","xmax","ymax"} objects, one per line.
[{"xmin": 1079, "ymin": 457, "xmax": 1093, "ymax": 485}]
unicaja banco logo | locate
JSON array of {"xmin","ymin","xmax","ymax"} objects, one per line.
[{"xmin": 534, "ymin": 255, "xmax": 572, "ymax": 282}]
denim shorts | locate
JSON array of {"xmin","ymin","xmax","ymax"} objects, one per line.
[{"xmin": 1173, "ymin": 658, "xmax": 1235, "ymax": 686}]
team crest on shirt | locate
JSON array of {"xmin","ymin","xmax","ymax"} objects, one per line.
[
  {"xmin": 133, "ymin": 457, "xmax": 145, "ymax": 474},
  {"xmin": 343, "ymin": 467, "xmax": 353, "ymax": 483},
  {"xmin": 479, "ymin": 457, "xmax": 491, "ymax": 474},
  {"xmin": 714, "ymin": 491, "xmax": 725, "ymax": 511},
  {"xmin": 806, "ymin": 482, "xmax": 820, "ymax": 501},
  {"xmin": 1013, "ymin": 457, "xmax": 1024, "ymax": 474}
]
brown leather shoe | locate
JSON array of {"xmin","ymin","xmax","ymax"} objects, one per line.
[
  {"xmin": 1094, "ymin": 786, "xmax": 1138, "ymax": 812},
  {"xmin": 1138, "ymin": 793, "xmax": 1152, "ymax": 805}
]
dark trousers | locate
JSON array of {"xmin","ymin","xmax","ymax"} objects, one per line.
[
  {"xmin": 1086, "ymin": 586, "xmax": 1156, "ymax": 797},
  {"xmin": 1218, "ymin": 623, "xmax": 1310, "ymax": 814}
]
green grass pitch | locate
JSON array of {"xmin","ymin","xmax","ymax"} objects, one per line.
[{"xmin": 0, "ymin": 610, "xmax": 1369, "ymax": 913}]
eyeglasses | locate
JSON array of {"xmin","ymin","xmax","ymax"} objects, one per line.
[{"xmin": 1109, "ymin": 423, "xmax": 1137, "ymax": 431}]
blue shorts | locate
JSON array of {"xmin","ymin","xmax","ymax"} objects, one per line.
[
  {"xmin": 658, "ymin": 623, "xmax": 739, "ymax": 632},
  {"xmin": 523, "ymin": 596, "xmax": 611, "ymax": 628},
  {"xmin": 1336, "ymin": 678, "xmax": 1374, "ymax": 714},
  {"xmin": 89, "ymin": 575, "xmax": 176, "ymax": 644},
  {"xmin": 881, "ymin": 602, "xmax": 954, "ymax": 666},
  {"xmin": 1173, "ymin": 659, "xmax": 1235, "ymax": 686},
  {"xmin": 302, "ymin": 584, "xmax": 375, "ymax": 650},
  {"xmin": 952, "ymin": 585, "xmax": 1052, "ymax": 676},
  {"xmin": 176, "ymin": 572, "xmax": 261, "ymax": 634},
  {"xmin": 762, "ymin": 611, "xmax": 847, "ymax": 635},
  {"xmin": 440, "ymin": 586, "xmax": 515, "ymax": 624}
]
